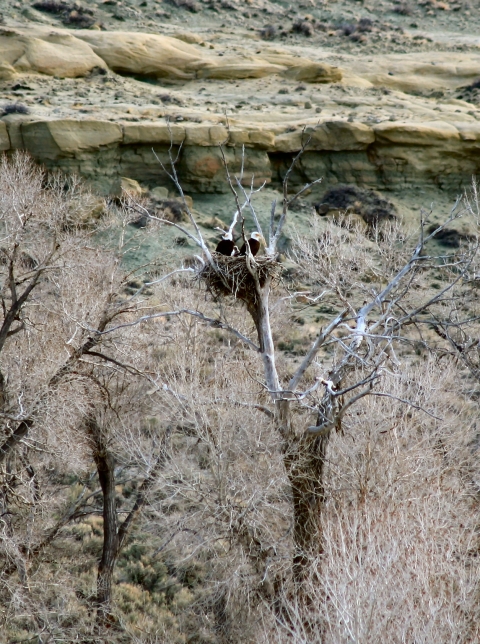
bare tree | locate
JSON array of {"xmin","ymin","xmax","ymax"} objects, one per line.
[
  {"xmin": 84, "ymin": 368, "xmax": 173, "ymax": 628},
  {"xmin": 129, "ymin": 137, "xmax": 479, "ymax": 612},
  {"xmin": 2, "ymin": 147, "xmax": 480, "ymax": 642},
  {"xmin": 0, "ymin": 153, "xmax": 173, "ymax": 638}
]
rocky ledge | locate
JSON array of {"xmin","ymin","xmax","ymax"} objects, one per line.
[
  {"xmin": 2, "ymin": 114, "xmax": 479, "ymax": 194},
  {"xmin": 2, "ymin": 20, "xmax": 480, "ymax": 196}
]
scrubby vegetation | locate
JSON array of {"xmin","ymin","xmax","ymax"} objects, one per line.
[{"xmin": 1, "ymin": 152, "xmax": 480, "ymax": 642}]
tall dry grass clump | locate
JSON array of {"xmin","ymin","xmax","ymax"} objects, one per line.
[{"xmin": 262, "ymin": 360, "xmax": 480, "ymax": 643}]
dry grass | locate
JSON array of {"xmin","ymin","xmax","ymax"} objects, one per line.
[{"xmin": 261, "ymin": 361, "xmax": 480, "ymax": 643}]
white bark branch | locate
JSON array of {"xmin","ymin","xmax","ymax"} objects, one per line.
[
  {"xmin": 235, "ymin": 176, "xmax": 266, "ymax": 239},
  {"xmin": 151, "ymin": 145, "xmax": 214, "ymax": 263},
  {"xmin": 288, "ymin": 309, "xmax": 349, "ymax": 391}
]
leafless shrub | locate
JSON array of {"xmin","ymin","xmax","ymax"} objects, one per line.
[
  {"xmin": 32, "ymin": 0, "xmax": 95, "ymax": 27},
  {"xmin": 1, "ymin": 102, "xmax": 30, "ymax": 116},
  {"xmin": 356, "ymin": 17, "xmax": 374, "ymax": 32},
  {"xmin": 314, "ymin": 184, "xmax": 397, "ymax": 228},
  {"xmin": 164, "ymin": 0, "xmax": 201, "ymax": 13},
  {"xmin": 393, "ymin": 1, "xmax": 414, "ymax": 15},
  {"xmin": 33, "ymin": 0, "xmax": 74, "ymax": 12},
  {"xmin": 155, "ymin": 198, "xmax": 189, "ymax": 223},
  {"xmin": 265, "ymin": 361, "xmax": 480, "ymax": 642},
  {"xmin": 260, "ymin": 24, "xmax": 277, "ymax": 40},
  {"xmin": 158, "ymin": 93, "xmax": 182, "ymax": 106},
  {"xmin": 63, "ymin": 9, "xmax": 96, "ymax": 27},
  {"xmin": 0, "ymin": 153, "xmax": 168, "ymax": 637},
  {"xmin": 339, "ymin": 22, "xmax": 357, "ymax": 36},
  {"xmin": 2, "ymin": 145, "xmax": 480, "ymax": 642},
  {"xmin": 292, "ymin": 19, "xmax": 315, "ymax": 37}
]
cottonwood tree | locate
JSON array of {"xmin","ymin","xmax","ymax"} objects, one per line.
[
  {"xmin": 0, "ymin": 153, "xmax": 175, "ymax": 636},
  {"xmin": 2, "ymin": 148, "xmax": 479, "ymax": 642},
  {"xmin": 129, "ymin": 136, "xmax": 479, "ymax": 615}
]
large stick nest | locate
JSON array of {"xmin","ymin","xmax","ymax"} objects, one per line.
[{"xmin": 197, "ymin": 253, "xmax": 282, "ymax": 305}]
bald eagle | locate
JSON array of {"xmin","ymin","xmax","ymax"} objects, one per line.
[
  {"xmin": 239, "ymin": 231, "xmax": 265, "ymax": 257},
  {"xmin": 215, "ymin": 231, "xmax": 236, "ymax": 256}
]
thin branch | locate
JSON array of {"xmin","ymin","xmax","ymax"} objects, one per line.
[
  {"xmin": 145, "ymin": 267, "xmax": 195, "ymax": 286},
  {"xmin": 83, "ymin": 351, "xmax": 144, "ymax": 376},
  {"xmin": 267, "ymin": 125, "xmax": 317, "ymax": 256},
  {"xmin": 151, "ymin": 143, "xmax": 213, "ymax": 263},
  {"xmin": 369, "ymin": 392, "xmax": 443, "ymax": 420},
  {"xmin": 94, "ymin": 309, "xmax": 259, "ymax": 350},
  {"xmin": 219, "ymin": 142, "xmax": 244, "ymax": 235},
  {"xmin": 268, "ymin": 199, "xmax": 277, "ymax": 255},
  {"xmin": 306, "ymin": 384, "xmax": 373, "ymax": 435},
  {"xmin": 235, "ymin": 176, "xmax": 266, "ymax": 239},
  {"xmin": 354, "ymin": 204, "xmax": 471, "ymax": 344},
  {"xmin": 128, "ymin": 203, "xmax": 201, "ymax": 247},
  {"xmin": 288, "ymin": 309, "xmax": 349, "ymax": 391}
]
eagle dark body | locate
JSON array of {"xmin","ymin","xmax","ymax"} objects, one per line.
[
  {"xmin": 215, "ymin": 238, "xmax": 236, "ymax": 256},
  {"xmin": 239, "ymin": 238, "xmax": 260, "ymax": 257}
]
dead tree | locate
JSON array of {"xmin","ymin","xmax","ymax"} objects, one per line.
[{"xmin": 130, "ymin": 135, "xmax": 477, "ymax": 596}]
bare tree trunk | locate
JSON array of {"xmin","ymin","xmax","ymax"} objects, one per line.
[
  {"xmin": 247, "ymin": 283, "xmax": 280, "ymax": 395},
  {"xmin": 276, "ymin": 400, "xmax": 328, "ymax": 584},
  {"xmin": 87, "ymin": 415, "xmax": 171, "ymax": 629},
  {"xmin": 249, "ymin": 285, "xmax": 328, "ymax": 586},
  {"xmin": 87, "ymin": 417, "xmax": 118, "ymax": 627},
  {"xmin": 284, "ymin": 436, "xmax": 328, "ymax": 583},
  {"xmin": 95, "ymin": 451, "xmax": 118, "ymax": 623}
]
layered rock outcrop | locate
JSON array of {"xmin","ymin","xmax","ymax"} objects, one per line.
[
  {"xmin": 2, "ymin": 24, "xmax": 480, "ymax": 196},
  {"xmin": 3, "ymin": 115, "xmax": 479, "ymax": 194},
  {"xmin": 0, "ymin": 27, "xmax": 107, "ymax": 78},
  {"xmin": 0, "ymin": 26, "xmax": 342, "ymax": 83}
]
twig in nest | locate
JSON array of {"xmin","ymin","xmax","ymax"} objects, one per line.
[{"xmin": 197, "ymin": 254, "xmax": 281, "ymax": 305}]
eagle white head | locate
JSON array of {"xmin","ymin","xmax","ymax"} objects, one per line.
[
  {"xmin": 251, "ymin": 231, "xmax": 265, "ymax": 244},
  {"xmin": 215, "ymin": 227, "xmax": 233, "ymax": 241}
]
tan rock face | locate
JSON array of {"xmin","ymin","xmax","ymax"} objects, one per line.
[
  {"xmin": 22, "ymin": 120, "xmax": 123, "ymax": 158},
  {"xmin": 172, "ymin": 32, "xmax": 205, "ymax": 45},
  {"xmin": 123, "ymin": 123, "xmax": 186, "ymax": 145},
  {"xmin": 274, "ymin": 121, "xmax": 374, "ymax": 153},
  {"xmin": 76, "ymin": 31, "xmax": 202, "ymax": 80},
  {"xmin": 454, "ymin": 123, "xmax": 480, "ymax": 145},
  {"xmin": 0, "ymin": 27, "xmax": 107, "ymax": 77},
  {"xmin": 281, "ymin": 63, "xmax": 343, "ymax": 84},
  {"xmin": 346, "ymin": 53, "xmax": 480, "ymax": 93},
  {"xmin": 0, "ymin": 62, "xmax": 16, "ymax": 81},
  {"xmin": 184, "ymin": 124, "xmax": 228, "ymax": 146},
  {"xmin": 179, "ymin": 146, "xmax": 271, "ymax": 192},
  {"xmin": 2, "ymin": 19, "xmax": 480, "ymax": 197},
  {"xmin": 374, "ymin": 121, "xmax": 460, "ymax": 145},
  {"xmin": 110, "ymin": 177, "xmax": 149, "ymax": 198},
  {"xmin": 17, "ymin": 28, "xmax": 342, "ymax": 83},
  {"xmin": 2, "ymin": 115, "xmax": 478, "ymax": 194}
]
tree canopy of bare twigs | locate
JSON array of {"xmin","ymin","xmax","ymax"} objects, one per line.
[{"xmin": 1, "ymin": 148, "xmax": 480, "ymax": 643}]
